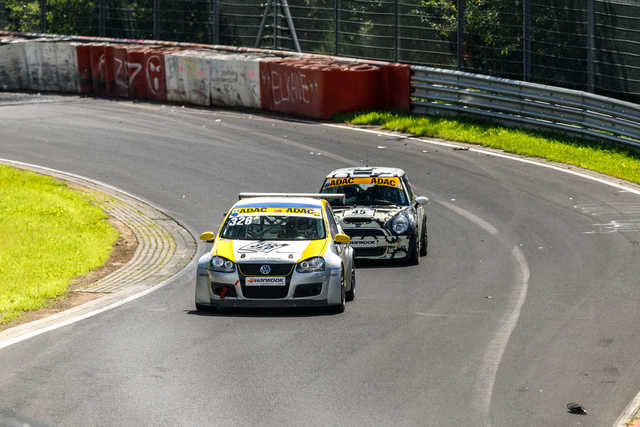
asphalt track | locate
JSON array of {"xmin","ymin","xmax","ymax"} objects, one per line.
[{"xmin": 1, "ymin": 94, "xmax": 640, "ymax": 427}]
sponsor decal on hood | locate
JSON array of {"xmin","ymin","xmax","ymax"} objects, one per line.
[{"xmin": 233, "ymin": 240, "xmax": 312, "ymax": 262}]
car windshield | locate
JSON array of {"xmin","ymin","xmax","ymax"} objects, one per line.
[
  {"xmin": 320, "ymin": 177, "xmax": 408, "ymax": 207},
  {"xmin": 220, "ymin": 214, "xmax": 326, "ymax": 240}
]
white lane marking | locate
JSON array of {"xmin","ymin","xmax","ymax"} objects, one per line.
[
  {"xmin": 614, "ymin": 389, "xmax": 640, "ymax": 427},
  {"xmin": 415, "ymin": 311, "xmax": 487, "ymax": 318},
  {"xmin": 431, "ymin": 197, "xmax": 526, "ymax": 422},
  {"xmin": 472, "ymin": 245, "xmax": 530, "ymax": 423},
  {"xmin": 327, "ymin": 122, "xmax": 640, "ymax": 423},
  {"xmin": 436, "ymin": 200, "xmax": 498, "ymax": 236},
  {"xmin": 0, "ymin": 263, "xmax": 193, "ymax": 351},
  {"xmin": 0, "ymin": 158, "xmax": 196, "ymax": 351},
  {"xmin": 325, "ymin": 124, "xmax": 640, "ymax": 196}
]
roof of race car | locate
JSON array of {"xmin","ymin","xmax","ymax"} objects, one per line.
[
  {"xmin": 325, "ymin": 166, "xmax": 405, "ymax": 178},
  {"xmin": 233, "ymin": 197, "xmax": 325, "ymax": 209}
]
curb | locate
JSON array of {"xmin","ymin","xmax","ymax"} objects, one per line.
[{"xmin": 0, "ymin": 158, "xmax": 197, "ymax": 350}]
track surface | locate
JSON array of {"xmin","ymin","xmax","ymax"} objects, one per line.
[{"xmin": 1, "ymin": 94, "xmax": 640, "ymax": 427}]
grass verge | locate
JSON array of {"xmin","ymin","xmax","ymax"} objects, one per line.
[
  {"xmin": 0, "ymin": 165, "xmax": 118, "ymax": 324},
  {"xmin": 334, "ymin": 111, "xmax": 640, "ymax": 185}
]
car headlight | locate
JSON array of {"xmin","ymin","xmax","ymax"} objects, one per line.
[
  {"xmin": 296, "ymin": 257, "xmax": 325, "ymax": 273},
  {"xmin": 209, "ymin": 256, "xmax": 236, "ymax": 272},
  {"xmin": 391, "ymin": 213, "xmax": 409, "ymax": 234}
]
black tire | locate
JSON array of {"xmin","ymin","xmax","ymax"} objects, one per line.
[
  {"xmin": 406, "ymin": 234, "xmax": 420, "ymax": 265},
  {"xmin": 346, "ymin": 267, "xmax": 356, "ymax": 302},
  {"xmin": 420, "ymin": 217, "xmax": 428, "ymax": 257},
  {"xmin": 332, "ymin": 269, "xmax": 346, "ymax": 313}
]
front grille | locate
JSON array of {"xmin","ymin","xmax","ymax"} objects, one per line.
[
  {"xmin": 238, "ymin": 263, "xmax": 294, "ymax": 298},
  {"xmin": 237, "ymin": 263, "xmax": 295, "ymax": 276},
  {"xmin": 241, "ymin": 283, "xmax": 290, "ymax": 298},
  {"xmin": 344, "ymin": 228, "xmax": 386, "ymax": 238},
  {"xmin": 294, "ymin": 283, "xmax": 323, "ymax": 298},
  {"xmin": 354, "ymin": 247, "xmax": 386, "ymax": 257}
]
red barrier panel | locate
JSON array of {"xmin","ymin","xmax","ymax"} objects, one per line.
[
  {"xmin": 365, "ymin": 60, "xmax": 411, "ymax": 111},
  {"xmin": 144, "ymin": 48, "xmax": 169, "ymax": 101},
  {"xmin": 260, "ymin": 58, "xmax": 381, "ymax": 119},
  {"xmin": 126, "ymin": 46, "xmax": 150, "ymax": 99},
  {"xmin": 89, "ymin": 44, "xmax": 108, "ymax": 96},
  {"xmin": 105, "ymin": 44, "xmax": 129, "ymax": 98},
  {"xmin": 76, "ymin": 44, "xmax": 92, "ymax": 95}
]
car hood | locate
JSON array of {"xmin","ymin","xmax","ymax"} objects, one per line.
[
  {"xmin": 223, "ymin": 239, "xmax": 326, "ymax": 263},
  {"xmin": 333, "ymin": 206, "xmax": 406, "ymax": 227}
]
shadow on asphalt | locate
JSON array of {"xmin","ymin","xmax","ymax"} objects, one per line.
[
  {"xmin": 354, "ymin": 259, "xmax": 414, "ymax": 269},
  {"xmin": 185, "ymin": 306, "xmax": 340, "ymax": 318}
]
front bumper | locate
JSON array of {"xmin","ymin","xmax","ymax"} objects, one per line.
[
  {"xmin": 195, "ymin": 261, "xmax": 344, "ymax": 308},
  {"xmin": 344, "ymin": 228, "xmax": 411, "ymax": 260}
]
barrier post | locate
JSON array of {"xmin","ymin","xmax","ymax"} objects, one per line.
[
  {"xmin": 99, "ymin": 0, "xmax": 105, "ymax": 37},
  {"xmin": 334, "ymin": 0, "xmax": 339, "ymax": 55},
  {"xmin": 39, "ymin": 0, "xmax": 46, "ymax": 33},
  {"xmin": 211, "ymin": 0, "xmax": 220, "ymax": 45},
  {"xmin": 587, "ymin": 0, "xmax": 595, "ymax": 92},
  {"xmin": 153, "ymin": 0, "xmax": 159, "ymax": 40},
  {"xmin": 456, "ymin": 0, "xmax": 464, "ymax": 70},
  {"xmin": 523, "ymin": 0, "xmax": 531, "ymax": 81}
]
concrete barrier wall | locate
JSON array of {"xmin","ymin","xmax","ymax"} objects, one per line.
[
  {"xmin": 165, "ymin": 50, "xmax": 212, "ymax": 106},
  {"xmin": 0, "ymin": 34, "xmax": 410, "ymax": 119},
  {"xmin": 210, "ymin": 54, "xmax": 262, "ymax": 109},
  {"xmin": 0, "ymin": 39, "xmax": 28, "ymax": 91}
]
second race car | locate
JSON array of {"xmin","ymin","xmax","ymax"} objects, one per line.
[{"xmin": 319, "ymin": 167, "xmax": 428, "ymax": 264}]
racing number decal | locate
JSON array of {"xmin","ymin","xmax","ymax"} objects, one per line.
[{"xmin": 228, "ymin": 216, "xmax": 253, "ymax": 226}]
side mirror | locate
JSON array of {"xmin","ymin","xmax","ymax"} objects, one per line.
[
  {"xmin": 200, "ymin": 231, "xmax": 215, "ymax": 243},
  {"xmin": 415, "ymin": 196, "xmax": 429, "ymax": 205},
  {"xmin": 335, "ymin": 233, "xmax": 351, "ymax": 244}
]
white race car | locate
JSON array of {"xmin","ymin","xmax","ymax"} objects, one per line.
[
  {"xmin": 195, "ymin": 194, "xmax": 356, "ymax": 312},
  {"xmin": 320, "ymin": 167, "xmax": 428, "ymax": 264}
]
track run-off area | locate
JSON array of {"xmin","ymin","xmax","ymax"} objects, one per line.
[{"xmin": 1, "ymin": 94, "xmax": 640, "ymax": 427}]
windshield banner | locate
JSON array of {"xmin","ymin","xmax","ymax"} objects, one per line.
[
  {"xmin": 322, "ymin": 177, "xmax": 402, "ymax": 189},
  {"xmin": 230, "ymin": 207, "xmax": 321, "ymax": 217}
]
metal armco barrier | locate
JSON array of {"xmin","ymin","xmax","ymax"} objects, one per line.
[{"xmin": 411, "ymin": 66, "xmax": 640, "ymax": 148}]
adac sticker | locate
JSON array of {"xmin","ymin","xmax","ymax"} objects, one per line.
[
  {"xmin": 323, "ymin": 176, "xmax": 402, "ymax": 189},
  {"xmin": 231, "ymin": 207, "xmax": 321, "ymax": 216}
]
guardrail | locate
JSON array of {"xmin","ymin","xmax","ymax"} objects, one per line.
[{"xmin": 411, "ymin": 66, "xmax": 640, "ymax": 149}]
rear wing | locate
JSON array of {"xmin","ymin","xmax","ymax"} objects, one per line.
[{"xmin": 238, "ymin": 193, "xmax": 344, "ymax": 200}]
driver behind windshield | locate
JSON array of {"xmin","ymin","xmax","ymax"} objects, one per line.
[{"xmin": 321, "ymin": 181, "xmax": 408, "ymax": 207}]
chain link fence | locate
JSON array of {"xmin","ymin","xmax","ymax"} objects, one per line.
[{"xmin": 1, "ymin": 0, "xmax": 639, "ymax": 102}]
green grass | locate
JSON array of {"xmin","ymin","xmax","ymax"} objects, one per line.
[
  {"xmin": 335, "ymin": 111, "xmax": 640, "ymax": 185},
  {"xmin": 0, "ymin": 165, "xmax": 118, "ymax": 324}
]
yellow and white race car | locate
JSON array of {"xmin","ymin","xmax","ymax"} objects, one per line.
[{"xmin": 195, "ymin": 194, "xmax": 356, "ymax": 312}]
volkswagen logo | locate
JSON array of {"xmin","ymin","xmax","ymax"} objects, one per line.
[{"xmin": 259, "ymin": 265, "xmax": 271, "ymax": 275}]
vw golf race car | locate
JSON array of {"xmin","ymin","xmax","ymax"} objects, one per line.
[
  {"xmin": 195, "ymin": 194, "xmax": 355, "ymax": 312},
  {"xmin": 320, "ymin": 167, "xmax": 428, "ymax": 264}
]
